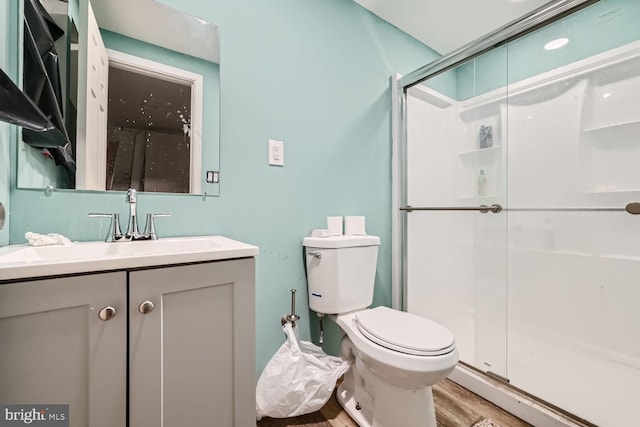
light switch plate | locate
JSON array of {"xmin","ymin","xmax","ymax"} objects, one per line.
[
  {"xmin": 268, "ymin": 139, "xmax": 284, "ymax": 166},
  {"xmin": 206, "ymin": 170, "xmax": 219, "ymax": 183}
]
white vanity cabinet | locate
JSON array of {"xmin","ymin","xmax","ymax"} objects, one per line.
[
  {"xmin": 0, "ymin": 272, "xmax": 128, "ymax": 427},
  {"xmin": 0, "ymin": 257, "xmax": 256, "ymax": 427}
]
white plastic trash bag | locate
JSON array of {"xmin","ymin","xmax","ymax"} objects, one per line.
[{"xmin": 256, "ymin": 322, "xmax": 350, "ymax": 420}]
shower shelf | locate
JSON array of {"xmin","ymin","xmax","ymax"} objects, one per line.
[
  {"xmin": 583, "ymin": 119, "xmax": 640, "ymax": 134},
  {"xmin": 585, "ymin": 188, "xmax": 640, "ymax": 195},
  {"xmin": 459, "ymin": 146, "xmax": 501, "ymax": 157},
  {"xmin": 459, "ymin": 146, "xmax": 501, "ymax": 167}
]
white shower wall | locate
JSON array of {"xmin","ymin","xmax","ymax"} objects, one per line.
[{"xmin": 405, "ymin": 42, "xmax": 640, "ymax": 426}]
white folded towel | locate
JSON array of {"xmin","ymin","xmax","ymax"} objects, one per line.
[{"xmin": 25, "ymin": 232, "xmax": 73, "ymax": 247}]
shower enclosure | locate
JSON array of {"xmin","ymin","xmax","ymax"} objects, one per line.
[{"xmin": 394, "ymin": 0, "xmax": 640, "ymax": 425}]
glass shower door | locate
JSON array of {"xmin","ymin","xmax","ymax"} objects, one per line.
[
  {"xmin": 402, "ymin": 0, "xmax": 640, "ymax": 424},
  {"xmin": 504, "ymin": 1, "xmax": 640, "ymax": 424},
  {"xmin": 404, "ymin": 47, "xmax": 509, "ymax": 378}
]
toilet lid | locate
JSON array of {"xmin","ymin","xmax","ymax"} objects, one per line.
[{"xmin": 355, "ymin": 306, "xmax": 455, "ymax": 356}]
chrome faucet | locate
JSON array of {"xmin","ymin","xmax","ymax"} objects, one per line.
[
  {"xmin": 89, "ymin": 188, "xmax": 171, "ymax": 242},
  {"xmin": 125, "ymin": 188, "xmax": 143, "ymax": 240}
]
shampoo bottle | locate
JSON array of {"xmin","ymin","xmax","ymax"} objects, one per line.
[{"xmin": 477, "ymin": 170, "xmax": 487, "ymax": 197}]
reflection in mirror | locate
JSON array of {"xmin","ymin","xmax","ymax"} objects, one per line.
[
  {"xmin": 107, "ymin": 64, "xmax": 192, "ymax": 193},
  {"xmin": 17, "ymin": 0, "xmax": 220, "ymax": 195}
]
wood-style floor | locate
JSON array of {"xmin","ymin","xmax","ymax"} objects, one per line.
[{"xmin": 256, "ymin": 378, "xmax": 532, "ymax": 427}]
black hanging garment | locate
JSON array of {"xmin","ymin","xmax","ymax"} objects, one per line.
[
  {"xmin": 0, "ymin": 0, "xmax": 76, "ymax": 177},
  {"xmin": 22, "ymin": 0, "xmax": 75, "ymax": 177}
]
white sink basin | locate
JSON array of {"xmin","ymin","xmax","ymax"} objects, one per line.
[{"xmin": 0, "ymin": 236, "xmax": 259, "ymax": 281}]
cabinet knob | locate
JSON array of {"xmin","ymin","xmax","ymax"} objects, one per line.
[
  {"xmin": 98, "ymin": 306, "xmax": 117, "ymax": 321},
  {"xmin": 138, "ymin": 300, "xmax": 155, "ymax": 314}
]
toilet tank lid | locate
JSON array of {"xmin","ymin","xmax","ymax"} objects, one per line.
[{"xmin": 303, "ymin": 235, "xmax": 380, "ymax": 248}]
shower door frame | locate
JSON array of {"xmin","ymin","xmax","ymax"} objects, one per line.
[{"xmin": 391, "ymin": 0, "xmax": 599, "ymax": 424}]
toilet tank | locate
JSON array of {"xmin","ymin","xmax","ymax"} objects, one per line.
[{"xmin": 303, "ymin": 235, "xmax": 380, "ymax": 315}]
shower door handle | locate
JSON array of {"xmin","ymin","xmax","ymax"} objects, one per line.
[
  {"xmin": 625, "ymin": 203, "xmax": 640, "ymax": 215},
  {"xmin": 400, "ymin": 204, "xmax": 503, "ymax": 214}
]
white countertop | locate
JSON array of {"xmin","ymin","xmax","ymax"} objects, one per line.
[{"xmin": 0, "ymin": 235, "xmax": 259, "ymax": 281}]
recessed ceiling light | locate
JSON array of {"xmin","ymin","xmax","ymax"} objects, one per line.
[{"xmin": 545, "ymin": 38, "xmax": 569, "ymax": 50}]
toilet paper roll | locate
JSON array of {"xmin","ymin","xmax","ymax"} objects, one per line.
[
  {"xmin": 345, "ymin": 216, "xmax": 366, "ymax": 235},
  {"xmin": 327, "ymin": 216, "xmax": 343, "ymax": 236}
]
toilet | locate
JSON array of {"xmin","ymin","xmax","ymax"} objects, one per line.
[{"xmin": 303, "ymin": 235, "xmax": 458, "ymax": 427}]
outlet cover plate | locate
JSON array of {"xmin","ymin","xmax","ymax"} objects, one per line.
[{"xmin": 268, "ymin": 139, "xmax": 284, "ymax": 166}]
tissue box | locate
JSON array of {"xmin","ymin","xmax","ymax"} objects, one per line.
[
  {"xmin": 345, "ymin": 216, "xmax": 366, "ymax": 235},
  {"xmin": 327, "ymin": 216, "xmax": 343, "ymax": 236}
]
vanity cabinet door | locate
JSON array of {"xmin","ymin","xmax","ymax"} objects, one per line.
[
  {"xmin": 128, "ymin": 258, "xmax": 255, "ymax": 427},
  {"xmin": 0, "ymin": 273, "xmax": 127, "ymax": 427}
]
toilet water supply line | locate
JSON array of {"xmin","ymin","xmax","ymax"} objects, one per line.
[{"xmin": 317, "ymin": 313, "xmax": 324, "ymax": 345}]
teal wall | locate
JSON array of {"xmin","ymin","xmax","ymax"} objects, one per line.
[
  {"xmin": 456, "ymin": 0, "xmax": 640, "ymax": 100},
  {"xmin": 8, "ymin": 0, "xmax": 440, "ymax": 375},
  {"xmin": 420, "ymin": 69, "xmax": 458, "ymax": 100},
  {"xmin": 17, "ymin": 145, "xmax": 70, "ymax": 189}
]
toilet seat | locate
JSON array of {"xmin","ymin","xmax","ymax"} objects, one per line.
[{"xmin": 355, "ymin": 306, "xmax": 455, "ymax": 356}]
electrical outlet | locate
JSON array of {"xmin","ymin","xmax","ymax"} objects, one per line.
[{"xmin": 268, "ymin": 139, "xmax": 284, "ymax": 166}]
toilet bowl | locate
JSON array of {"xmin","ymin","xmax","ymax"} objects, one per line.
[
  {"xmin": 332, "ymin": 307, "xmax": 458, "ymax": 427},
  {"xmin": 303, "ymin": 235, "xmax": 458, "ymax": 427}
]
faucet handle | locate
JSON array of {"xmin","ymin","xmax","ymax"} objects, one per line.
[
  {"xmin": 89, "ymin": 213, "xmax": 123, "ymax": 242},
  {"xmin": 144, "ymin": 213, "xmax": 171, "ymax": 240}
]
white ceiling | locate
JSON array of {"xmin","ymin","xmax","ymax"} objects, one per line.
[{"xmin": 353, "ymin": 0, "xmax": 553, "ymax": 55}]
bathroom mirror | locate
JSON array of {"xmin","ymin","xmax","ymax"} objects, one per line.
[{"xmin": 17, "ymin": 0, "xmax": 220, "ymax": 195}]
